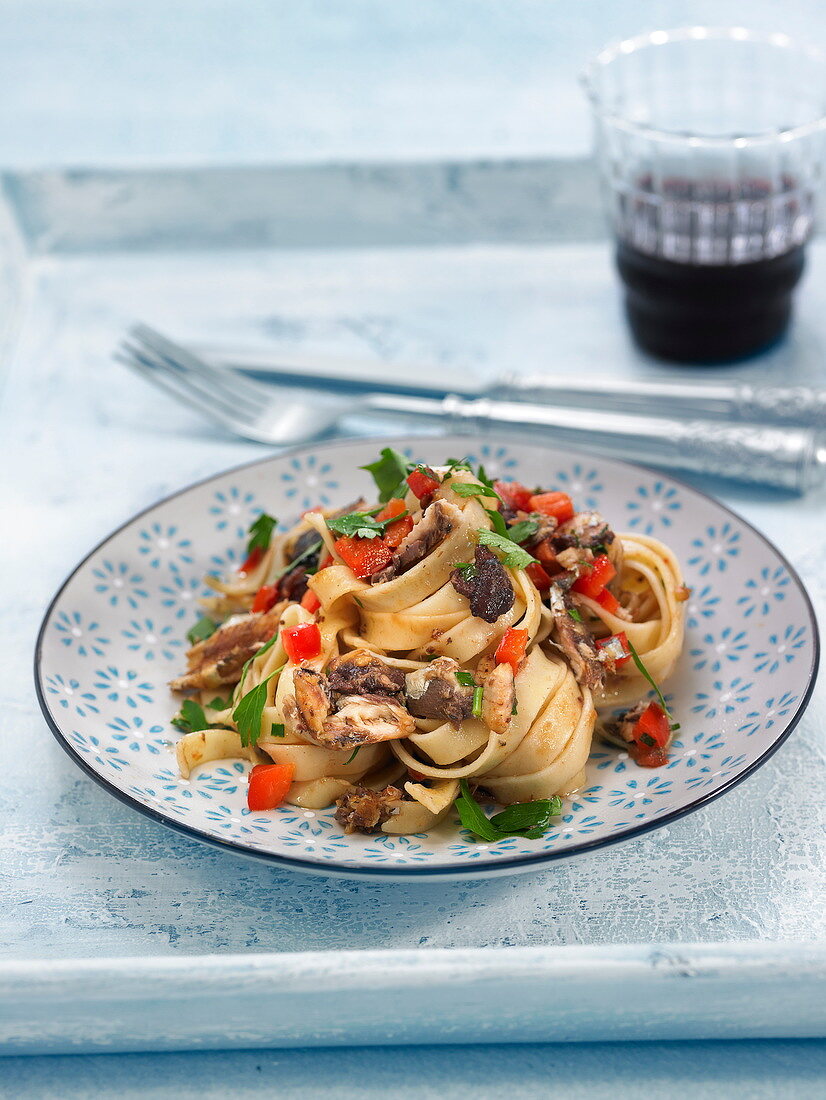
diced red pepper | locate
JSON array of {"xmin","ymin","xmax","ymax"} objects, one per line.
[
  {"xmin": 525, "ymin": 561, "xmax": 552, "ymax": 592},
  {"xmin": 494, "ymin": 480, "xmax": 533, "ymax": 512},
  {"xmin": 281, "ymin": 622, "xmax": 322, "ymax": 663},
  {"xmin": 572, "ymin": 554, "xmax": 616, "ymax": 599},
  {"xmin": 595, "ymin": 630, "xmax": 631, "ymax": 666},
  {"xmin": 247, "ymin": 762, "xmax": 295, "ymax": 811},
  {"xmin": 251, "ymin": 584, "xmax": 280, "ymax": 614},
  {"xmin": 376, "ymin": 498, "xmax": 414, "ymax": 548},
  {"xmin": 632, "ymin": 745, "xmax": 669, "ymax": 768},
  {"xmin": 300, "ymin": 589, "xmax": 321, "ymax": 614},
  {"xmin": 595, "ymin": 588, "xmax": 621, "ymax": 615},
  {"xmin": 495, "ymin": 627, "xmax": 529, "ymax": 673},
  {"xmin": 237, "ymin": 545, "xmax": 264, "ymax": 575},
  {"xmin": 334, "ymin": 535, "xmax": 394, "ymax": 580},
  {"xmin": 528, "ymin": 492, "xmax": 575, "ymax": 524},
  {"xmin": 406, "ymin": 466, "xmax": 441, "ymax": 501},
  {"xmin": 633, "ymin": 701, "xmax": 671, "ymax": 749}
]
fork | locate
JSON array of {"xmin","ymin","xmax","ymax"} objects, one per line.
[{"xmin": 116, "ymin": 324, "xmax": 826, "ymax": 492}]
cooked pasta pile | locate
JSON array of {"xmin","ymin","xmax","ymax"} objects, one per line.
[{"xmin": 170, "ymin": 453, "xmax": 687, "ymax": 839}]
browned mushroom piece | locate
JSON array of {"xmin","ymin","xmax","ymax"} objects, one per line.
[
  {"xmin": 450, "ymin": 545, "xmax": 515, "ymax": 624},
  {"xmin": 335, "ymin": 784, "xmax": 403, "ymax": 833}
]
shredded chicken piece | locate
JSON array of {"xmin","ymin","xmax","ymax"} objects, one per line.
[
  {"xmin": 170, "ymin": 606, "xmax": 285, "ymax": 692},
  {"xmin": 335, "ymin": 784, "xmax": 403, "ymax": 833},
  {"xmin": 287, "ymin": 669, "xmax": 416, "ymax": 749},
  {"xmin": 479, "ymin": 660, "xmax": 516, "ymax": 736},
  {"xmin": 548, "ymin": 585, "xmax": 604, "ymax": 691}
]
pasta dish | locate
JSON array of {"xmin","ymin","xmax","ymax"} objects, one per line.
[{"xmin": 170, "ymin": 451, "xmax": 687, "ymax": 840}]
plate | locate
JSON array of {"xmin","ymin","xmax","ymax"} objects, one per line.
[{"xmin": 35, "ymin": 436, "xmax": 819, "ymax": 879}]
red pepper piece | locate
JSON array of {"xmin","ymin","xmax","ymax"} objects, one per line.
[
  {"xmin": 376, "ymin": 498, "xmax": 414, "ymax": 548},
  {"xmin": 595, "ymin": 630, "xmax": 631, "ymax": 666},
  {"xmin": 633, "ymin": 701, "xmax": 671, "ymax": 748},
  {"xmin": 525, "ymin": 561, "xmax": 552, "ymax": 591},
  {"xmin": 281, "ymin": 622, "xmax": 322, "ymax": 663},
  {"xmin": 595, "ymin": 588, "xmax": 621, "ymax": 615},
  {"xmin": 406, "ymin": 466, "xmax": 441, "ymax": 501},
  {"xmin": 334, "ymin": 535, "xmax": 394, "ymax": 580},
  {"xmin": 300, "ymin": 589, "xmax": 321, "ymax": 614},
  {"xmin": 494, "ymin": 480, "xmax": 533, "ymax": 512},
  {"xmin": 247, "ymin": 762, "xmax": 296, "ymax": 811},
  {"xmin": 528, "ymin": 491, "xmax": 575, "ymax": 524},
  {"xmin": 237, "ymin": 545, "xmax": 264, "ymax": 575},
  {"xmin": 251, "ymin": 584, "xmax": 280, "ymax": 614},
  {"xmin": 533, "ymin": 539, "xmax": 561, "ymax": 572},
  {"xmin": 494, "ymin": 627, "xmax": 529, "ymax": 672},
  {"xmin": 572, "ymin": 554, "xmax": 617, "ymax": 600}
]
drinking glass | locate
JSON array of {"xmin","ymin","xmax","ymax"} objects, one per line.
[{"xmin": 582, "ymin": 27, "xmax": 826, "ymax": 363}]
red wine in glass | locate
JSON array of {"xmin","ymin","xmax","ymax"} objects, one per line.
[{"xmin": 614, "ymin": 175, "xmax": 812, "ymax": 363}]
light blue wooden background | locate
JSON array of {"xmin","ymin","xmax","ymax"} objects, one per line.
[{"xmin": 1, "ymin": 0, "xmax": 825, "ymax": 1094}]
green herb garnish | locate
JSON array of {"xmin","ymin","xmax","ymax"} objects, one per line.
[
  {"xmin": 484, "ymin": 508, "xmax": 509, "ymax": 537},
  {"xmin": 445, "ymin": 457, "xmax": 473, "ymax": 473},
  {"xmin": 360, "ymin": 447, "xmax": 411, "ymax": 502},
  {"xmin": 506, "ymin": 519, "xmax": 540, "ymax": 544},
  {"xmin": 186, "ymin": 616, "xmax": 217, "ymax": 645},
  {"xmin": 271, "ymin": 539, "xmax": 323, "ymax": 582},
  {"xmin": 207, "ymin": 696, "xmax": 231, "ymax": 711},
  {"xmin": 453, "ymin": 561, "xmax": 477, "ymax": 580},
  {"xmin": 455, "ymin": 669, "xmax": 477, "ymax": 687},
  {"xmin": 344, "ymin": 747, "xmax": 361, "ymax": 765},
  {"xmin": 455, "ymin": 778, "xmax": 562, "ymax": 842},
  {"xmin": 234, "ymin": 631, "xmax": 280, "ymax": 701},
  {"xmin": 247, "ymin": 512, "xmax": 278, "ymax": 554},
  {"xmin": 477, "ymin": 529, "xmax": 538, "ymax": 571},
  {"xmin": 568, "ymin": 607, "xmax": 583, "ymax": 622},
  {"xmin": 472, "ymin": 685, "xmax": 484, "ymax": 717},
  {"xmin": 327, "ymin": 507, "xmax": 409, "ymax": 541},
  {"xmin": 626, "ymin": 639, "xmax": 673, "ymax": 719},
  {"xmin": 233, "ymin": 665, "xmax": 285, "ymax": 748},
  {"xmin": 171, "ymin": 699, "xmax": 210, "ymax": 733},
  {"xmin": 270, "ymin": 722, "xmax": 286, "ymax": 738},
  {"xmin": 452, "ymin": 482, "xmax": 503, "ymax": 503}
]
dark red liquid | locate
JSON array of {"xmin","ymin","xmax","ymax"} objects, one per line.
[
  {"xmin": 616, "ymin": 241, "xmax": 806, "ymax": 363},
  {"xmin": 615, "ymin": 175, "xmax": 810, "ymax": 363}
]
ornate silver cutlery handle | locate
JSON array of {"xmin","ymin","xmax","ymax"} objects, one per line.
[{"xmin": 365, "ymin": 394, "xmax": 826, "ymax": 491}]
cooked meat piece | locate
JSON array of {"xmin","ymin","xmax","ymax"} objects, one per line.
[
  {"xmin": 513, "ymin": 510, "xmax": 557, "ymax": 542},
  {"xmin": 327, "ymin": 649, "xmax": 407, "ymax": 697},
  {"xmin": 286, "ymin": 671, "xmax": 416, "ymax": 749},
  {"xmin": 373, "ymin": 500, "xmax": 457, "ymax": 583},
  {"xmin": 170, "ymin": 606, "xmax": 285, "ymax": 692},
  {"xmin": 555, "ymin": 546, "xmax": 594, "ymax": 573},
  {"xmin": 287, "ymin": 526, "xmax": 324, "ymax": 565},
  {"xmin": 405, "ymin": 657, "xmax": 474, "ymax": 727},
  {"xmin": 278, "ymin": 564, "xmax": 310, "ymax": 604},
  {"xmin": 479, "ymin": 660, "xmax": 515, "ymax": 735},
  {"xmin": 335, "ymin": 784, "xmax": 403, "ymax": 834},
  {"xmin": 548, "ymin": 585, "xmax": 604, "ymax": 691},
  {"xmin": 552, "ymin": 511, "xmax": 616, "ymax": 554},
  {"xmin": 310, "ymin": 695, "xmax": 416, "ymax": 750},
  {"xmin": 450, "ymin": 546, "xmax": 515, "ymax": 623},
  {"xmin": 291, "ymin": 668, "xmax": 333, "ymax": 737}
]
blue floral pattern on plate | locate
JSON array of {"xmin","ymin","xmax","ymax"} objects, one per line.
[{"xmin": 35, "ymin": 436, "xmax": 817, "ymax": 879}]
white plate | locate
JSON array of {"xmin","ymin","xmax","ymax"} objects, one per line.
[{"xmin": 35, "ymin": 436, "xmax": 819, "ymax": 879}]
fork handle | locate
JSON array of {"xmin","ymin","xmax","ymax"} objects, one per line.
[{"xmin": 364, "ymin": 393, "xmax": 826, "ymax": 492}]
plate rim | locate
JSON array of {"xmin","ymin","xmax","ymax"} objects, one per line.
[{"xmin": 33, "ymin": 434, "xmax": 821, "ymax": 879}]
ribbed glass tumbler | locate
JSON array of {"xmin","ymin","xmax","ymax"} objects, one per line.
[{"xmin": 582, "ymin": 28, "xmax": 826, "ymax": 363}]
